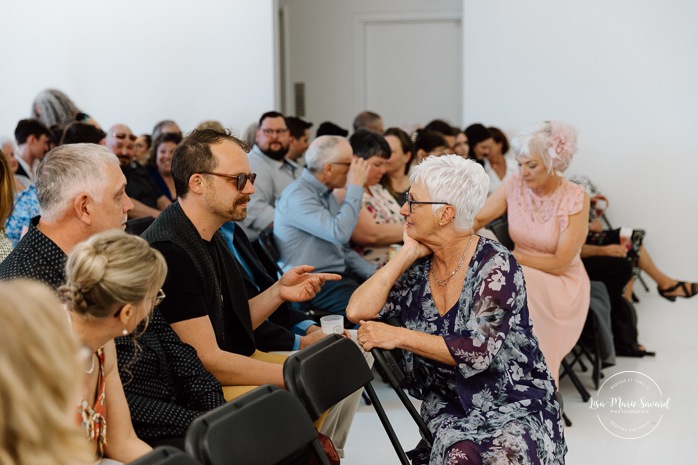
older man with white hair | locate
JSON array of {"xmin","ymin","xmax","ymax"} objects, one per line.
[
  {"xmin": 274, "ymin": 135, "xmax": 374, "ymax": 318},
  {"xmin": 0, "ymin": 143, "xmax": 134, "ymax": 286}
]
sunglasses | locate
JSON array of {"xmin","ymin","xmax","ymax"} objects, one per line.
[
  {"xmin": 112, "ymin": 132, "xmax": 137, "ymax": 142},
  {"xmin": 199, "ymin": 171, "xmax": 257, "ymax": 191}
]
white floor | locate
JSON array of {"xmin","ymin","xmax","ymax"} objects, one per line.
[{"xmin": 341, "ymin": 291, "xmax": 697, "ymax": 464}]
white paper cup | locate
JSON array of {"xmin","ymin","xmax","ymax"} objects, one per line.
[
  {"xmin": 320, "ymin": 315, "xmax": 344, "ymax": 334},
  {"xmin": 620, "ymin": 226, "xmax": 633, "ymax": 250}
]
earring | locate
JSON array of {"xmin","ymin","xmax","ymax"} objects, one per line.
[
  {"xmin": 122, "ymin": 328, "xmax": 128, "ymax": 336},
  {"xmin": 439, "ymin": 222, "xmax": 443, "ymax": 226}
]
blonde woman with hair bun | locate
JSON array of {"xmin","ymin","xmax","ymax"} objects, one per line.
[
  {"xmin": 59, "ymin": 229, "xmax": 167, "ymax": 463},
  {"xmin": 0, "ymin": 280, "xmax": 93, "ymax": 465}
]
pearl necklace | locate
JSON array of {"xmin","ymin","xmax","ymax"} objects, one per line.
[{"xmin": 431, "ymin": 235, "xmax": 474, "ymax": 287}]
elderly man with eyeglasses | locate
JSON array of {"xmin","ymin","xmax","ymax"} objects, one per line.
[
  {"xmin": 240, "ymin": 111, "xmax": 300, "ymax": 241},
  {"xmin": 274, "ymin": 135, "xmax": 376, "ymax": 319},
  {"xmin": 106, "ymin": 124, "xmax": 171, "ymax": 219}
]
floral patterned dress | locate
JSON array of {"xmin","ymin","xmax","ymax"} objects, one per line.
[
  {"xmin": 355, "ymin": 183, "xmax": 404, "ymax": 266},
  {"xmin": 378, "ymin": 238, "xmax": 566, "ymax": 464}
]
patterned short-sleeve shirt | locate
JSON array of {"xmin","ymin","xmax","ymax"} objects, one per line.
[{"xmin": 0, "ymin": 217, "xmax": 67, "ymax": 289}]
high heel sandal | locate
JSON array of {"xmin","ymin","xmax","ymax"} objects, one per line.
[{"xmin": 658, "ymin": 281, "xmax": 698, "ymax": 302}]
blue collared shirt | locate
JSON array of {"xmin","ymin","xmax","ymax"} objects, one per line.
[
  {"xmin": 274, "ymin": 169, "xmax": 377, "ymax": 279},
  {"xmin": 241, "ymin": 145, "xmax": 299, "ymax": 241}
]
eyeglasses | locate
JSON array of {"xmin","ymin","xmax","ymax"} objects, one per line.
[
  {"xmin": 112, "ymin": 132, "xmax": 137, "ymax": 142},
  {"xmin": 403, "ymin": 192, "xmax": 450, "ymax": 214},
  {"xmin": 152, "ymin": 289, "xmax": 166, "ymax": 307},
  {"xmin": 260, "ymin": 128, "xmax": 289, "ymax": 136},
  {"xmin": 113, "ymin": 289, "xmax": 166, "ymax": 318},
  {"xmin": 199, "ymin": 171, "xmax": 257, "ymax": 191}
]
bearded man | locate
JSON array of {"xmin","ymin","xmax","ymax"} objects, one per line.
[{"xmin": 240, "ymin": 111, "xmax": 300, "ymax": 241}]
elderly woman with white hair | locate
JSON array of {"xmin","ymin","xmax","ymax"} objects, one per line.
[
  {"xmin": 348, "ymin": 155, "xmax": 565, "ymax": 465},
  {"xmin": 474, "ymin": 121, "xmax": 590, "ymax": 388}
]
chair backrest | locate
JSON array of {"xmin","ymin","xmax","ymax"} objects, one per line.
[
  {"xmin": 126, "ymin": 216, "xmax": 156, "ymax": 236},
  {"xmin": 255, "ymin": 225, "xmax": 284, "ymax": 277},
  {"xmin": 185, "ymin": 385, "xmax": 329, "ymax": 465},
  {"xmin": 488, "ymin": 219, "xmax": 514, "ymax": 251},
  {"xmin": 283, "ymin": 334, "xmax": 373, "ymax": 420},
  {"xmin": 129, "ymin": 446, "xmax": 201, "ymax": 465}
]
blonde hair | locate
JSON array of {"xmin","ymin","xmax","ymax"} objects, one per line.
[
  {"xmin": 0, "ymin": 280, "xmax": 93, "ymax": 465},
  {"xmin": 60, "ymin": 230, "xmax": 167, "ymax": 321},
  {"xmin": 0, "ymin": 149, "xmax": 14, "ymax": 223}
]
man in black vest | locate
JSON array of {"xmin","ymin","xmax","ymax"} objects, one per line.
[{"xmin": 142, "ymin": 128, "xmax": 339, "ymax": 391}]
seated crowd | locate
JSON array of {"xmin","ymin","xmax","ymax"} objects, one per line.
[{"xmin": 0, "ymin": 88, "xmax": 696, "ymax": 465}]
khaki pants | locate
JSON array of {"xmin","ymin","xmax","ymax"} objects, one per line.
[{"xmin": 221, "ymin": 334, "xmax": 371, "ymax": 458}]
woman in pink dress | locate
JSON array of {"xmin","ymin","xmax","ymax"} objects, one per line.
[{"xmin": 474, "ymin": 121, "xmax": 590, "ymax": 386}]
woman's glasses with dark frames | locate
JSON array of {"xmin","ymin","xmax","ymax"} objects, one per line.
[
  {"xmin": 403, "ymin": 192, "xmax": 450, "ymax": 214},
  {"xmin": 199, "ymin": 171, "xmax": 257, "ymax": 191}
]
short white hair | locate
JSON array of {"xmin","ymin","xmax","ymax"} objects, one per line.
[
  {"xmin": 304, "ymin": 135, "xmax": 346, "ymax": 172},
  {"xmin": 36, "ymin": 144, "xmax": 120, "ymax": 222},
  {"xmin": 410, "ymin": 155, "xmax": 489, "ymax": 232}
]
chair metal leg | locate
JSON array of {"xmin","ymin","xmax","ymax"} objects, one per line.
[
  {"xmin": 563, "ymin": 412, "xmax": 573, "ymax": 427},
  {"xmin": 560, "ymin": 360, "xmax": 591, "ymax": 402},
  {"xmin": 364, "ymin": 383, "xmax": 411, "ymax": 465}
]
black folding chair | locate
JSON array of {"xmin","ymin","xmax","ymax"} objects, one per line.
[
  {"xmin": 256, "ymin": 224, "xmax": 333, "ymax": 322},
  {"xmin": 185, "ymin": 384, "xmax": 331, "ymax": 465},
  {"xmin": 129, "ymin": 446, "xmax": 201, "ymax": 465},
  {"xmin": 371, "ymin": 347, "xmax": 433, "ymax": 449},
  {"xmin": 125, "ymin": 217, "xmax": 156, "ymax": 236},
  {"xmin": 283, "ymin": 334, "xmax": 412, "ymax": 465},
  {"xmin": 255, "ymin": 224, "xmax": 284, "ymax": 277}
]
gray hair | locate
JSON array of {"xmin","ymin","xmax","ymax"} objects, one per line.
[
  {"xmin": 305, "ymin": 136, "xmax": 346, "ymax": 172},
  {"xmin": 31, "ymin": 89, "xmax": 79, "ymax": 127},
  {"xmin": 410, "ymin": 155, "xmax": 489, "ymax": 232},
  {"xmin": 512, "ymin": 120, "xmax": 578, "ymax": 174},
  {"xmin": 36, "ymin": 144, "xmax": 120, "ymax": 222},
  {"xmin": 0, "ymin": 135, "xmax": 16, "ymax": 151}
]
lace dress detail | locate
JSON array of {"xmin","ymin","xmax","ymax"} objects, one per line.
[
  {"xmin": 77, "ymin": 348, "xmax": 108, "ymax": 458},
  {"xmin": 504, "ymin": 174, "xmax": 590, "ymax": 385}
]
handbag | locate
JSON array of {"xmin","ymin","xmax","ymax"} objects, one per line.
[
  {"xmin": 586, "ymin": 228, "xmax": 646, "ymax": 274},
  {"xmin": 311, "ymin": 432, "xmax": 340, "ymax": 465}
]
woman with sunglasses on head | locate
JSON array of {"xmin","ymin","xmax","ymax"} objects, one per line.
[
  {"xmin": 60, "ymin": 229, "xmax": 167, "ymax": 463},
  {"xmin": 348, "ymin": 155, "xmax": 565, "ymax": 464}
]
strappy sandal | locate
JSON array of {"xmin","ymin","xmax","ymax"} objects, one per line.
[{"xmin": 658, "ymin": 281, "xmax": 698, "ymax": 302}]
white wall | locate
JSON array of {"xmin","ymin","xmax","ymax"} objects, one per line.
[
  {"xmin": 279, "ymin": 0, "xmax": 463, "ymax": 131},
  {"xmin": 0, "ymin": 0, "xmax": 275, "ymax": 137},
  {"xmin": 463, "ymin": 0, "xmax": 698, "ymax": 277}
]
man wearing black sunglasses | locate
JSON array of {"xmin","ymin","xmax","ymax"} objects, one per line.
[
  {"xmin": 106, "ymin": 124, "xmax": 171, "ymax": 219},
  {"xmin": 142, "ymin": 128, "xmax": 339, "ymax": 392}
]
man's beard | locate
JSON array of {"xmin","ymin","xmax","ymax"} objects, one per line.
[
  {"xmin": 261, "ymin": 145, "xmax": 289, "ymax": 161},
  {"xmin": 229, "ymin": 195, "xmax": 251, "ymax": 221}
]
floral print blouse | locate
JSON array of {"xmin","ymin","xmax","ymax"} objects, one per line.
[{"xmin": 378, "ymin": 238, "xmax": 566, "ymax": 464}]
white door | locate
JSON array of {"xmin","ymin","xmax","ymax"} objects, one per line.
[
  {"xmin": 278, "ymin": 1, "xmax": 463, "ymax": 131},
  {"xmin": 361, "ymin": 17, "xmax": 463, "ymax": 129}
]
